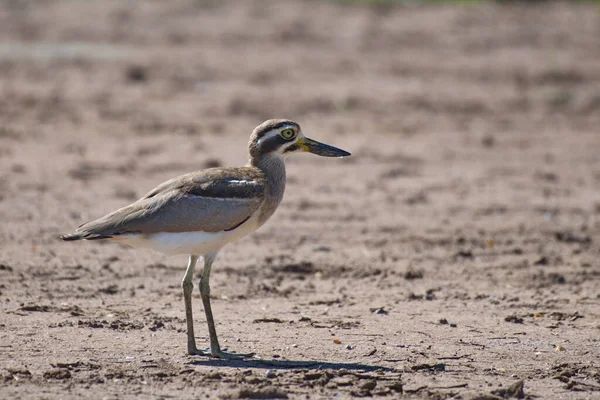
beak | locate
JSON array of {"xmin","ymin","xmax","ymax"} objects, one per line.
[{"xmin": 296, "ymin": 137, "xmax": 351, "ymax": 158}]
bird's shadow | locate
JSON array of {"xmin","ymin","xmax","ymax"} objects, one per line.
[{"xmin": 188, "ymin": 357, "xmax": 392, "ymax": 372}]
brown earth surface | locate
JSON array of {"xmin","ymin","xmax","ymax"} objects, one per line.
[{"xmin": 1, "ymin": 1, "xmax": 600, "ymax": 399}]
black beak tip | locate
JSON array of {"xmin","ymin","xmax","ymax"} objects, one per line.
[
  {"xmin": 321, "ymin": 148, "xmax": 351, "ymax": 158},
  {"xmin": 305, "ymin": 138, "xmax": 351, "ymax": 158}
]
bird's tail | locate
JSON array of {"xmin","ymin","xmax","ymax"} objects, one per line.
[
  {"xmin": 60, "ymin": 230, "xmax": 114, "ymax": 241},
  {"xmin": 60, "ymin": 232, "xmax": 84, "ymax": 241}
]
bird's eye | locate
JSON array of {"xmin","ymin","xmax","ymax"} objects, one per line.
[{"xmin": 280, "ymin": 128, "xmax": 295, "ymax": 140}]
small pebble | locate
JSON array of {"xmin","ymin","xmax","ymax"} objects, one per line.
[
  {"xmin": 126, "ymin": 65, "xmax": 148, "ymax": 83},
  {"xmin": 266, "ymin": 369, "xmax": 277, "ymax": 378},
  {"xmin": 346, "ymin": 345, "xmax": 353, "ymax": 350},
  {"xmin": 313, "ymin": 245, "xmax": 331, "ymax": 252}
]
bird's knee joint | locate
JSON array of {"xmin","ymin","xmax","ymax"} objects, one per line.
[{"xmin": 182, "ymin": 280, "xmax": 194, "ymax": 293}]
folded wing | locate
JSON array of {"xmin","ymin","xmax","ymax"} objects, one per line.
[{"xmin": 61, "ymin": 168, "xmax": 265, "ymax": 240}]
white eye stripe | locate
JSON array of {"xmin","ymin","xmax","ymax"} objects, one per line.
[{"xmin": 257, "ymin": 126, "xmax": 296, "ymax": 145}]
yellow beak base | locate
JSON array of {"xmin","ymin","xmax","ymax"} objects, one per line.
[{"xmin": 296, "ymin": 137, "xmax": 351, "ymax": 158}]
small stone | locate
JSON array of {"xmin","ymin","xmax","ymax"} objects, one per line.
[
  {"xmin": 266, "ymin": 369, "xmax": 277, "ymax": 378},
  {"xmin": 361, "ymin": 380, "xmax": 377, "ymax": 391},
  {"xmin": 365, "ymin": 349, "xmax": 377, "ymax": 356},
  {"xmin": 313, "ymin": 245, "xmax": 331, "ymax": 252},
  {"xmin": 388, "ymin": 381, "xmax": 403, "ymax": 393},
  {"xmin": 126, "ymin": 65, "xmax": 148, "ymax": 83},
  {"xmin": 482, "ymin": 135, "xmax": 495, "ymax": 148}
]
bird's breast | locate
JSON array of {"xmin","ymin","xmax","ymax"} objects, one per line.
[{"xmin": 111, "ymin": 220, "xmax": 260, "ymax": 256}]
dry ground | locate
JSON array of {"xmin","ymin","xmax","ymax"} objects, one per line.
[{"xmin": 1, "ymin": 1, "xmax": 599, "ymax": 399}]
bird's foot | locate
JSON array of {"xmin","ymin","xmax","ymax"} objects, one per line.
[{"xmin": 189, "ymin": 347, "xmax": 255, "ymax": 360}]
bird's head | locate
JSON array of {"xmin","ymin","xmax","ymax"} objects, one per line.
[{"xmin": 248, "ymin": 119, "xmax": 350, "ymax": 165}]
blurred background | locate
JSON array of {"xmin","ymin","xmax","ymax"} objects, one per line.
[
  {"xmin": 2, "ymin": 0, "xmax": 600, "ymax": 308},
  {"xmin": 2, "ymin": 0, "xmax": 599, "ymax": 249}
]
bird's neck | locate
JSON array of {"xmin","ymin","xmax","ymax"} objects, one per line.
[
  {"xmin": 252, "ymin": 154, "xmax": 286, "ymax": 193},
  {"xmin": 250, "ymin": 154, "xmax": 286, "ymax": 224}
]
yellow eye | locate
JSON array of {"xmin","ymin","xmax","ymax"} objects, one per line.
[{"xmin": 280, "ymin": 128, "xmax": 295, "ymax": 140}]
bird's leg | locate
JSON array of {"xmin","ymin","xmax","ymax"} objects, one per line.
[
  {"xmin": 197, "ymin": 251, "xmax": 254, "ymax": 359},
  {"xmin": 182, "ymin": 254, "xmax": 200, "ymax": 355},
  {"xmin": 199, "ymin": 251, "xmax": 221, "ymax": 354}
]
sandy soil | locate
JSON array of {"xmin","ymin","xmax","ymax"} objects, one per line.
[{"xmin": 1, "ymin": 1, "xmax": 599, "ymax": 399}]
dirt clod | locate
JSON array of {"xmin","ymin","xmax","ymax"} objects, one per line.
[
  {"xmin": 411, "ymin": 363, "xmax": 446, "ymax": 372},
  {"xmin": 504, "ymin": 315, "xmax": 524, "ymax": 324},
  {"xmin": 490, "ymin": 379, "xmax": 525, "ymax": 399},
  {"xmin": 235, "ymin": 388, "xmax": 288, "ymax": 399},
  {"xmin": 43, "ymin": 369, "xmax": 72, "ymax": 380},
  {"xmin": 125, "ymin": 65, "xmax": 148, "ymax": 83}
]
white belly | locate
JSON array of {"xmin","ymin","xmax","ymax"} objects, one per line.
[{"xmin": 112, "ymin": 215, "xmax": 261, "ymax": 256}]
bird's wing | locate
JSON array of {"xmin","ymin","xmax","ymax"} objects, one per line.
[{"xmin": 67, "ymin": 167, "xmax": 266, "ymax": 239}]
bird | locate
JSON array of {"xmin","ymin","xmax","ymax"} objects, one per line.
[{"xmin": 61, "ymin": 119, "xmax": 350, "ymax": 359}]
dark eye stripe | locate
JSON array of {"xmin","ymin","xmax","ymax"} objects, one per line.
[
  {"xmin": 283, "ymin": 144, "xmax": 300, "ymax": 153},
  {"xmin": 259, "ymin": 135, "xmax": 288, "ymax": 154}
]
